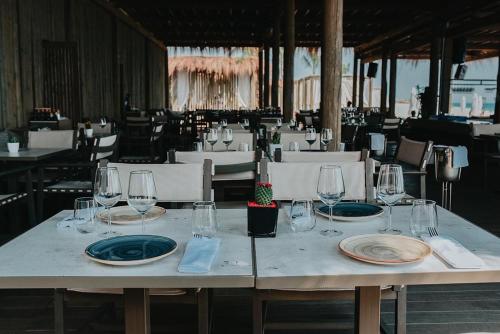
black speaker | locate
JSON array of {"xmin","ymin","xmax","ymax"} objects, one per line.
[
  {"xmin": 452, "ymin": 37, "xmax": 467, "ymax": 64},
  {"xmin": 367, "ymin": 62, "xmax": 378, "ymax": 78},
  {"xmin": 454, "ymin": 64, "xmax": 468, "ymax": 80}
]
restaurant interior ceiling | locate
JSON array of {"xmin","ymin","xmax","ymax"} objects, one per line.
[{"xmin": 110, "ymin": 0, "xmax": 500, "ymax": 61}]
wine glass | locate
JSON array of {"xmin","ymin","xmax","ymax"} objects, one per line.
[
  {"xmin": 100, "ymin": 117, "xmax": 107, "ymax": 128},
  {"xmin": 377, "ymin": 164, "xmax": 405, "ymax": 234},
  {"xmin": 320, "ymin": 128, "xmax": 333, "ymax": 150},
  {"xmin": 317, "ymin": 165, "xmax": 345, "ymax": 236},
  {"xmin": 289, "ymin": 119, "xmax": 296, "ymax": 130},
  {"xmin": 305, "ymin": 128, "xmax": 317, "ymax": 151},
  {"xmin": 221, "ymin": 119, "xmax": 228, "ymax": 129},
  {"xmin": 242, "ymin": 118, "xmax": 250, "ymax": 130},
  {"xmin": 206, "ymin": 128, "xmax": 218, "ymax": 151},
  {"xmin": 127, "ymin": 170, "xmax": 158, "ymax": 233},
  {"xmin": 94, "ymin": 167, "xmax": 122, "ymax": 237},
  {"xmin": 276, "ymin": 118, "xmax": 282, "ymax": 130},
  {"xmin": 222, "ymin": 128, "xmax": 233, "ymax": 151}
]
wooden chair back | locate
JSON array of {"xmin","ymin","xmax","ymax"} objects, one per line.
[
  {"xmin": 90, "ymin": 134, "xmax": 119, "ymax": 162},
  {"xmin": 27, "ymin": 130, "xmax": 77, "ymax": 150},
  {"xmin": 395, "ymin": 136, "xmax": 433, "ymax": 170}
]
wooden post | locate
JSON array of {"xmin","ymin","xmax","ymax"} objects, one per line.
[
  {"xmin": 380, "ymin": 48, "xmax": 388, "ymax": 114},
  {"xmin": 428, "ymin": 30, "xmax": 441, "ymax": 117},
  {"xmin": 264, "ymin": 45, "xmax": 271, "ymax": 107},
  {"xmin": 283, "ymin": 0, "xmax": 295, "ymax": 122},
  {"xmin": 389, "ymin": 52, "xmax": 397, "ymax": 118},
  {"xmin": 165, "ymin": 48, "xmax": 169, "ymax": 108},
  {"xmin": 352, "ymin": 53, "xmax": 358, "ymax": 107},
  {"xmin": 355, "ymin": 286, "xmax": 381, "ymax": 334},
  {"xmin": 258, "ymin": 48, "xmax": 264, "ymax": 108},
  {"xmin": 495, "ymin": 55, "xmax": 500, "ymax": 123},
  {"xmin": 321, "ymin": 0, "xmax": 343, "ymax": 151},
  {"xmin": 358, "ymin": 61, "xmax": 365, "ymax": 111},
  {"xmin": 439, "ymin": 38, "xmax": 453, "ymax": 114},
  {"xmin": 272, "ymin": 7, "xmax": 281, "ymax": 108}
]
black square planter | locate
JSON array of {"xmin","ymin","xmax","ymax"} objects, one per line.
[{"xmin": 247, "ymin": 201, "xmax": 278, "ymax": 238}]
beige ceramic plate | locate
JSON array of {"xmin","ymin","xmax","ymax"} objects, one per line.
[
  {"xmin": 96, "ymin": 206, "xmax": 166, "ymax": 225},
  {"xmin": 339, "ymin": 234, "xmax": 432, "ymax": 265}
]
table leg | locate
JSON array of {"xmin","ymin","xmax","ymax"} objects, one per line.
[
  {"xmin": 124, "ymin": 288, "xmax": 150, "ymax": 334},
  {"xmin": 355, "ymin": 286, "xmax": 381, "ymax": 334}
]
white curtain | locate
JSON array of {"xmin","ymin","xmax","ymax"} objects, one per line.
[
  {"xmin": 176, "ymin": 71, "xmax": 190, "ymax": 110},
  {"xmin": 237, "ymin": 73, "xmax": 251, "ymax": 108}
]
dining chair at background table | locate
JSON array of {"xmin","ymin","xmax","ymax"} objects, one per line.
[
  {"xmin": 381, "ymin": 118, "xmax": 402, "ymax": 157},
  {"xmin": 119, "ymin": 122, "xmax": 165, "ymax": 163},
  {"xmin": 54, "ymin": 159, "xmax": 214, "ymax": 334},
  {"xmin": 274, "ymin": 150, "xmax": 365, "ymax": 163},
  {"xmin": 255, "ymin": 157, "xmax": 407, "ymax": 334}
]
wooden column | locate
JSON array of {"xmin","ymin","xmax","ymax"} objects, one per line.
[
  {"xmin": 165, "ymin": 48, "xmax": 169, "ymax": 108},
  {"xmin": 272, "ymin": 8, "xmax": 281, "ymax": 108},
  {"xmin": 495, "ymin": 55, "xmax": 500, "ymax": 123},
  {"xmin": 264, "ymin": 45, "xmax": 271, "ymax": 107},
  {"xmin": 258, "ymin": 48, "xmax": 264, "ymax": 108},
  {"xmin": 352, "ymin": 53, "xmax": 358, "ymax": 107},
  {"xmin": 358, "ymin": 61, "xmax": 365, "ymax": 111},
  {"xmin": 321, "ymin": 0, "xmax": 343, "ymax": 151},
  {"xmin": 283, "ymin": 0, "xmax": 295, "ymax": 122},
  {"xmin": 439, "ymin": 38, "xmax": 453, "ymax": 114},
  {"xmin": 428, "ymin": 32, "xmax": 441, "ymax": 117},
  {"xmin": 380, "ymin": 49, "xmax": 388, "ymax": 114},
  {"xmin": 389, "ymin": 52, "xmax": 397, "ymax": 117}
]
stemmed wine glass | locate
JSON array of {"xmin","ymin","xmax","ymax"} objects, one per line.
[
  {"xmin": 206, "ymin": 128, "xmax": 218, "ymax": 151},
  {"xmin": 320, "ymin": 128, "xmax": 333, "ymax": 150},
  {"xmin": 241, "ymin": 118, "xmax": 250, "ymax": 130},
  {"xmin": 100, "ymin": 117, "xmax": 107, "ymax": 128},
  {"xmin": 222, "ymin": 128, "xmax": 233, "ymax": 151},
  {"xmin": 377, "ymin": 164, "xmax": 405, "ymax": 234},
  {"xmin": 317, "ymin": 165, "xmax": 345, "ymax": 236},
  {"xmin": 221, "ymin": 119, "xmax": 228, "ymax": 129},
  {"xmin": 94, "ymin": 167, "xmax": 122, "ymax": 237},
  {"xmin": 305, "ymin": 128, "xmax": 317, "ymax": 151},
  {"xmin": 127, "ymin": 170, "xmax": 158, "ymax": 233},
  {"xmin": 276, "ymin": 118, "xmax": 282, "ymax": 130},
  {"xmin": 289, "ymin": 119, "xmax": 296, "ymax": 130}
]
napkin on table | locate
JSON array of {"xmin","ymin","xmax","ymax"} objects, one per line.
[
  {"xmin": 368, "ymin": 133, "xmax": 385, "ymax": 150},
  {"xmin": 422, "ymin": 235, "xmax": 484, "ymax": 269},
  {"xmin": 178, "ymin": 237, "xmax": 221, "ymax": 273}
]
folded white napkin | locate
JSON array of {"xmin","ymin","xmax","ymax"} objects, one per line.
[
  {"xmin": 178, "ymin": 237, "xmax": 221, "ymax": 273},
  {"xmin": 422, "ymin": 235, "xmax": 484, "ymax": 269},
  {"xmin": 368, "ymin": 133, "xmax": 385, "ymax": 150}
]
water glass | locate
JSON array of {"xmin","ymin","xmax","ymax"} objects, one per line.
[
  {"xmin": 377, "ymin": 164, "xmax": 405, "ymax": 234},
  {"xmin": 317, "ymin": 165, "xmax": 345, "ymax": 236},
  {"xmin": 289, "ymin": 141, "xmax": 300, "ymax": 152},
  {"xmin": 192, "ymin": 201, "xmax": 217, "ymax": 238},
  {"xmin": 410, "ymin": 200, "xmax": 438, "ymax": 237},
  {"xmin": 94, "ymin": 167, "xmax": 122, "ymax": 237},
  {"xmin": 290, "ymin": 200, "xmax": 316, "ymax": 232},
  {"xmin": 127, "ymin": 170, "xmax": 158, "ymax": 233},
  {"xmin": 193, "ymin": 141, "xmax": 203, "ymax": 152},
  {"xmin": 239, "ymin": 143, "xmax": 249, "ymax": 152},
  {"xmin": 74, "ymin": 197, "xmax": 96, "ymax": 234},
  {"xmin": 305, "ymin": 128, "xmax": 317, "ymax": 150}
]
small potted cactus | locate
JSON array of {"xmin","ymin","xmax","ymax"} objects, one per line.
[
  {"xmin": 7, "ymin": 135, "xmax": 19, "ymax": 153},
  {"xmin": 84, "ymin": 121, "xmax": 93, "ymax": 138},
  {"xmin": 247, "ymin": 182, "xmax": 279, "ymax": 237}
]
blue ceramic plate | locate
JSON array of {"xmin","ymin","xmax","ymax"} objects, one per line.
[
  {"xmin": 85, "ymin": 235, "xmax": 177, "ymax": 266},
  {"xmin": 316, "ymin": 203, "xmax": 384, "ymax": 222}
]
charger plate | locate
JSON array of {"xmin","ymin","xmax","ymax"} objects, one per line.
[
  {"xmin": 316, "ymin": 203, "xmax": 384, "ymax": 222},
  {"xmin": 85, "ymin": 235, "xmax": 177, "ymax": 266},
  {"xmin": 97, "ymin": 206, "xmax": 166, "ymax": 225},
  {"xmin": 339, "ymin": 234, "xmax": 432, "ymax": 265}
]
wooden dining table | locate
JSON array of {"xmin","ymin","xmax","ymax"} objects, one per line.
[
  {"xmin": 255, "ymin": 206, "xmax": 500, "ymax": 334},
  {"xmin": 0, "ymin": 209, "xmax": 254, "ymax": 334}
]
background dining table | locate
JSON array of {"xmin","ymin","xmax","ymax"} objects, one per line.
[
  {"xmin": 255, "ymin": 205, "xmax": 500, "ymax": 334},
  {"xmin": 0, "ymin": 208, "xmax": 254, "ymax": 334}
]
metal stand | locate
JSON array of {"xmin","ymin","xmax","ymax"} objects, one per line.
[{"xmin": 441, "ymin": 181, "xmax": 453, "ymax": 211}]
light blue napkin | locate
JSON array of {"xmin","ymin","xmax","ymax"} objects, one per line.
[
  {"xmin": 368, "ymin": 133, "xmax": 385, "ymax": 150},
  {"xmin": 451, "ymin": 146, "xmax": 468, "ymax": 168},
  {"xmin": 178, "ymin": 237, "xmax": 221, "ymax": 273}
]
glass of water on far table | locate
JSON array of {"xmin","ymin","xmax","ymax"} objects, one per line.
[
  {"xmin": 222, "ymin": 128, "xmax": 233, "ymax": 151},
  {"xmin": 377, "ymin": 164, "xmax": 405, "ymax": 235},
  {"xmin": 94, "ymin": 167, "xmax": 122, "ymax": 237},
  {"xmin": 305, "ymin": 128, "xmax": 317, "ymax": 151},
  {"xmin": 127, "ymin": 170, "xmax": 158, "ymax": 233}
]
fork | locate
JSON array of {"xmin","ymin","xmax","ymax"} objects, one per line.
[
  {"xmin": 427, "ymin": 226, "xmax": 439, "ymax": 237},
  {"xmin": 193, "ymin": 233, "xmax": 203, "ymax": 239}
]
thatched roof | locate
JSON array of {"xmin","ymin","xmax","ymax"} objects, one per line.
[{"xmin": 168, "ymin": 56, "xmax": 258, "ymax": 78}]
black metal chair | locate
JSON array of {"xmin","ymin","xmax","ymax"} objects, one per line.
[{"xmin": 119, "ymin": 122, "xmax": 165, "ymax": 163}]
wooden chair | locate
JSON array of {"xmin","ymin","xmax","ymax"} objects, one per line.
[
  {"xmin": 274, "ymin": 150, "xmax": 364, "ymax": 163},
  {"xmin": 392, "ymin": 136, "xmax": 433, "ymax": 199},
  {"xmin": 27, "ymin": 130, "xmax": 78, "ymax": 150},
  {"xmin": 119, "ymin": 123, "xmax": 165, "ymax": 163},
  {"xmin": 55, "ymin": 159, "xmax": 213, "ymax": 334},
  {"xmin": 341, "ymin": 124, "xmax": 359, "ymax": 151},
  {"xmin": 0, "ymin": 166, "xmax": 36, "ymax": 229},
  {"xmin": 381, "ymin": 118, "xmax": 401, "ymax": 157},
  {"xmin": 254, "ymin": 157, "xmax": 407, "ymax": 334}
]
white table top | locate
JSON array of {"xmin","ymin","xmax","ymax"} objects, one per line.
[
  {"xmin": 0, "ymin": 148, "xmax": 71, "ymax": 161},
  {"xmin": 255, "ymin": 206, "xmax": 500, "ymax": 289},
  {"xmin": 0, "ymin": 209, "xmax": 253, "ymax": 289}
]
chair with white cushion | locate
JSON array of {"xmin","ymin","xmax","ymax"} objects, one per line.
[
  {"xmin": 28, "ymin": 130, "xmax": 77, "ymax": 150},
  {"xmin": 275, "ymin": 150, "xmax": 364, "ymax": 163},
  {"xmin": 254, "ymin": 157, "xmax": 406, "ymax": 334},
  {"xmin": 55, "ymin": 160, "xmax": 213, "ymax": 334}
]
